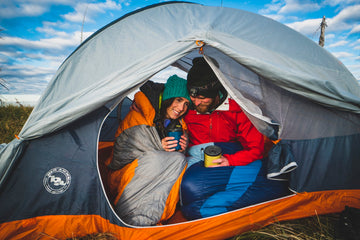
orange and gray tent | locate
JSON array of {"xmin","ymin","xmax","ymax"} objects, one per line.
[{"xmin": 0, "ymin": 2, "xmax": 359, "ymax": 239}]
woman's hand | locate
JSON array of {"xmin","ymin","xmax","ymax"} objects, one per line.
[
  {"xmin": 162, "ymin": 133, "xmax": 188, "ymax": 152},
  {"xmin": 162, "ymin": 137, "xmax": 178, "ymax": 152},
  {"xmin": 178, "ymin": 134, "xmax": 188, "ymax": 153}
]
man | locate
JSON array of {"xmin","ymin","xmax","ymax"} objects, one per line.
[
  {"xmin": 180, "ymin": 57, "xmax": 289, "ymax": 220},
  {"xmin": 184, "ymin": 57, "xmax": 264, "ymax": 167}
]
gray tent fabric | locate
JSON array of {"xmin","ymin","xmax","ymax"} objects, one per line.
[
  {"xmin": 16, "ymin": 3, "xmax": 359, "ymax": 142},
  {"xmin": 0, "ymin": 1, "xmax": 359, "ymax": 229}
]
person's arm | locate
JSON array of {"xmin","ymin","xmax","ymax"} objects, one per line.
[{"xmin": 223, "ymin": 112, "xmax": 264, "ymax": 166}]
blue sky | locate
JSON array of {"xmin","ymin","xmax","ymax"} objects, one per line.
[{"xmin": 0, "ymin": 0, "xmax": 359, "ymax": 97}]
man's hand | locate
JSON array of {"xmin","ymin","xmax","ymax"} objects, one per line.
[{"xmin": 208, "ymin": 155, "xmax": 230, "ymax": 167}]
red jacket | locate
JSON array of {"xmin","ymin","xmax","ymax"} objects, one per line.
[{"xmin": 184, "ymin": 97, "xmax": 264, "ymax": 166}]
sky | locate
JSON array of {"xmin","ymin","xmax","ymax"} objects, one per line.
[{"xmin": 0, "ymin": 0, "xmax": 359, "ymax": 103}]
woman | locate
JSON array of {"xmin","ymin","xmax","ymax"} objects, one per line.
[{"xmin": 107, "ymin": 75, "xmax": 190, "ymax": 226}]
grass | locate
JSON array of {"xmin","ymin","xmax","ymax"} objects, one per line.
[
  {"xmin": 0, "ymin": 103, "xmax": 33, "ymax": 143},
  {"xmin": 62, "ymin": 213, "xmax": 341, "ymax": 240},
  {"xmin": 63, "ymin": 213, "xmax": 341, "ymax": 240},
  {"xmin": 231, "ymin": 213, "xmax": 340, "ymax": 240},
  {"xmin": 65, "ymin": 233, "xmax": 118, "ymax": 240},
  {"xmin": 0, "ymin": 104, "xmax": 346, "ymax": 239}
]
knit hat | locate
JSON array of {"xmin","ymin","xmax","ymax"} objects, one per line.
[
  {"xmin": 187, "ymin": 57, "xmax": 220, "ymax": 98},
  {"xmin": 162, "ymin": 75, "xmax": 191, "ymax": 102}
]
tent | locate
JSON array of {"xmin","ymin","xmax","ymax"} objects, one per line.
[{"xmin": 1, "ymin": 2, "xmax": 360, "ymax": 239}]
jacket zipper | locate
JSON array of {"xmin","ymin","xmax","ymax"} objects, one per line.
[{"xmin": 209, "ymin": 115, "xmax": 212, "ymax": 142}]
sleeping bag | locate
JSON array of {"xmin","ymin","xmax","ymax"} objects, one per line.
[
  {"xmin": 107, "ymin": 91, "xmax": 187, "ymax": 226},
  {"xmin": 181, "ymin": 142, "xmax": 290, "ymax": 220}
]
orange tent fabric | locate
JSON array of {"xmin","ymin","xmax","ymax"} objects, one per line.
[{"xmin": 1, "ymin": 190, "xmax": 359, "ymax": 239}]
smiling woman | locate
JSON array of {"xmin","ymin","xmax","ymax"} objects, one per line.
[{"xmin": 106, "ymin": 75, "xmax": 191, "ymax": 226}]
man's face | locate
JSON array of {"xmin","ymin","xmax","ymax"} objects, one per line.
[{"xmin": 190, "ymin": 95, "xmax": 216, "ymax": 114}]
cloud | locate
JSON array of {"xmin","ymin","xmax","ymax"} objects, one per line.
[
  {"xmin": 0, "ymin": 0, "xmax": 74, "ymax": 18},
  {"xmin": 5, "ymin": 64, "xmax": 54, "ymax": 78},
  {"xmin": 1, "ymin": 0, "xmax": 359, "ymax": 96},
  {"xmin": 1, "ymin": 62, "xmax": 56, "ymax": 95},
  {"xmin": 326, "ymin": 4, "xmax": 360, "ymax": 32},
  {"xmin": 259, "ymin": 0, "xmax": 321, "ymax": 15},
  {"xmin": 284, "ymin": 4, "xmax": 360, "ymax": 38},
  {"xmin": 332, "ymin": 51, "xmax": 354, "ymax": 58},
  {"xmin": 328, "ymin": 40, "xmax": 349, "ymax": 47},
  {"xmin": 262, "ymin": 14, "xmax": 285, "ymax": 22},
  {"xmin": 62, "ymin": 0, "xmax": 122, "ymax": 23},
  {"xmin": 278, "ymin": 0, "xmax": 321, "ymax": 14},
  {"xmin": 349, "ymin": 24, "xmax": 360, "ymax": 34},
  {"xmin": 260, "ymin": 1, "xmax": 360, "ymax": 38},
  {"xmin": 326, "ymin": 33, "xmax": 336, "ymax": 39},
  {"xmin": 36, "ymin": 22, "xmax": 70, "ymax": 38},
  {"xmin": 259, "ymin": 1, "xmax": 283, "ymax": 15},
  {"xmin": 323, "ymin": 0, "xmax": 360, "ymax": 7},
  {"xmin": 1, "ymin": 76, "xmax": 50, "ymax": 95},
  {"xmin": 0, "ymin": 36, "xmax": 76, "ymax": 52},
  {"xmin": 0, "ymin": 29, "xmax": 92, "ymax": 52},
  {"xmin": 0, "ymin": 0, "xmax": 97, "ymax": 95},
  {"xmin": 286, "ymin": 18, "xmax": 323, "ymax": 35},
  {"xmin": 0, "ymin": 2, "xmax": 48, "ymax": 18},
  {"xmin": 0, "ymin": 29, "xmax": 92, "ymax": 95},
  {"xmin": 352, "ymin": 38, "xmax": 360, "ymax": 44},
  {"xmin": 346, "ymin": 62, "xmax": 360, "ymax": 80}
]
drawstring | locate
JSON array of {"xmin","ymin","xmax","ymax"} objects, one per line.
[{"xmin": 196, "ymin": 40, "xmax": 205, "ymax": 54}]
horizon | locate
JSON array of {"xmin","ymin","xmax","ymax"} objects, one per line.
[{"xmin": 0, "ymin": 94, "xmax": 41, "ymax": 106}]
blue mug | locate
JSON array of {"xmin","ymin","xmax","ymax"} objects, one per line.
[{"xmin": 167, "ymin": 129, "xmax": 182, "ymax": 151}]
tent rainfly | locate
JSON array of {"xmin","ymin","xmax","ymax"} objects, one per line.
[{"xmin": 0, "ymin": 2, "xmax": 359, "ymax": 239}]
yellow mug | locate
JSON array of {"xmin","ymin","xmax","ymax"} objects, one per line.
[{"xmin": 204, "ymin": 145, "xmax": 222, "ymax": 167}]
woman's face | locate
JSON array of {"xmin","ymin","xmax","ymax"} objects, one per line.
[{"xmin": 166, "ymin": 97, "xmax": 190, "ymax": 119}]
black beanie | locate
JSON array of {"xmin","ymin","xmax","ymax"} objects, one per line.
[
  {"xmin": 187, "ymin": 57, "xmax": 219, "ymax": 87},
  {"xmin": 187, "ymin": 57, "xmax": 220, "ymax": 97}
]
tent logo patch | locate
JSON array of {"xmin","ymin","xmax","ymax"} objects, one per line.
[{"xmin": 43, "ymin": 167, "xmax": 71, "ymax": 194}]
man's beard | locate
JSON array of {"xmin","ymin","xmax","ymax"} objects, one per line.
[
  {"xmin": 194, "ymin": 104, "xmax": 210, "ymax": 114},
  {"xmin": 193, "ymin": 97, "xmax": 218, "ymax": 114}
]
